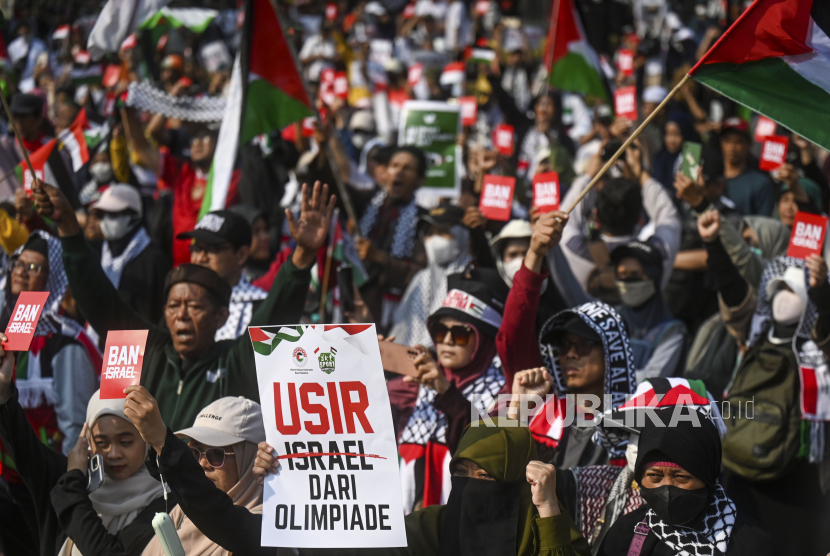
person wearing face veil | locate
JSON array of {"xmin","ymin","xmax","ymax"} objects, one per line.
[{"xmin": 596, "ymin": 407, "xmax": 775, "ymax": 556}]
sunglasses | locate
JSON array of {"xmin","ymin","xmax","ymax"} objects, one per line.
[
  {"xmin": 190, "ymin": 446, "xmax": 235, "ymax": 468},
  {"xmin": 556, "ymin": 338, "xmax": 600, "ymax": 357},
  {"xmin": 428, "ymin": 322, "xmax": 475, "ymax": 346}
]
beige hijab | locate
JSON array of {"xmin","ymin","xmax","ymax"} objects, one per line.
[
  {"xmin": 58, "ymin": 391, "xmax": 166, "ymax": 556},
  {"xmin": 142, "ymin": 439, "xmax": 263, "ymax": 556}
]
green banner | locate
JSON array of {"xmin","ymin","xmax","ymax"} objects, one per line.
[{"xmin": 397, "ymin": 101, "xmax": 461, "ymax": 199}]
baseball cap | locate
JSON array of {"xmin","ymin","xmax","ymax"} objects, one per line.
[
  {"xmin": 175, "ymin": 397, "xmax": 266, "ymax": 447},
  {"xmin": 176, "ymin": 210, "xmax": 252, "ymax": 249},
  {"xmin": 721, "ymin": 117, "xmax": 750, "ymax": 138},
  {"xmin": 610, "ymin": 240, "xmax": 664, "ymax": 270},
  {"xmin": 418, "ymin": 202, "xmax": 465, "ymax": 232},
  {"xmin": 10, "ymin": 94, "xmax": 43, "ymax": 116},
  {"xmin": 90, "ymin": 184, "xmax": 143, "ymax": 216}
]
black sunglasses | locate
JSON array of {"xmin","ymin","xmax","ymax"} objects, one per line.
[
  {"xmin": 556, "ymin": 338, "xmax": 600, "ymax": 357},
  {"xmin": 428, "ymin": 322, "xmax": 474, "ymax": 346},
  {"xmin": 191, "ymin": 446, "xmax": 234, "ymax": 468}
]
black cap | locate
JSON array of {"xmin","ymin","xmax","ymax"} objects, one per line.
[
  {"xmin": 610, "ymin": 240, "xmax": 663, "ymax": 270},
  {"xmin": 163, "ymin": 264, "xmax": 232, "ymax": 307},
  {"xmin": 418, "ymin": 202, "xmax": 465, "ymax": 233},
  {"xmin": 10, "ymin": 94, "xmax": 43, "ymax": 116},
  {"xmin": 176, "ymin": 210, "xmax": 252, "ymax": 249},
  {"xmin": 544, "ymin": 315, "xmax": 601, "ymax": 345},
  {"xmin": 427, "ymin": 268, "xmax": 509, "ymax": 338}
]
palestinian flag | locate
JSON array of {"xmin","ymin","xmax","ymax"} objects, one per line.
[
  {"xmin": 15, "ymin": 140, "xmax": 81, "ymax": 209},
  {"xmin": 56, "ymin": 108, "xmax": 111, "ymax": 171},
  {"xmin": 544, "ymin": 0, "xmax": 609, "ymax": 101},
  {"xmin": 71, "ymin": 51, "xmax": 103, "ymax": 86},
  {"xmin": 200, "ymin": 0, "xmax": 313, "ymax": 217},
  {"xmin": 689, "ymin": 0, "xmax": 830, "ymax": 151},
  {"xmin": 330, "ymin": 211, "xmax": 369, "ymax": 287}
]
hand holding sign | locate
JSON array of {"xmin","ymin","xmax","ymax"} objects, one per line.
[
  {"xmin": 3, "ymin": 291, "xmax": 50, "ymax": 352},
  {"xmin": 123, "ymin": 385, "xmax": 167, "ymax": 454},
  {"xmin": 0, "ymin": 333, "xmax": 15, "ymax": 404},
  {"xmin": 806, "ymin": 254, "xmax": 829, "ymax": 288},
  {"xmin": 254, "ymin": 442, "xmax": 282, "ymax": 486}
]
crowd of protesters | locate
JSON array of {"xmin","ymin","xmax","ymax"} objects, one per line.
[{"xmin": 0, "ymin": 0, "xmax": 826, "ymax": 555}]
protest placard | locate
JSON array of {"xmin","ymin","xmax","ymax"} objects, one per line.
[
  {"xmin": 754, "ymin": 115, "xmax": 777, "ymax": 143},
  {"xmin": 398, "ymin": 100, "xmax": 462, "ymax": 200},
  {"xmin": 787, "ymin": 212, "xmax": 828, "ymax": 259},
  {"xmin": 99, "ymin": 330, "xmax": 149, "ymax": 399},
  {"xmin": 493, "ymin": 124, "xmax": 515, "ymax": 156},
  {"xmin": 199, "ymin": 40, "xmax": 232, "ymax": 73},
  {"xmin": 532, "ymin": 172, "xmax": 560, "ymax": 212},
  {"xmin": 458, "ymin": 96, "xmax": 477, "ymax": 127},
  {"xmin": 616, "ymin": 49, "xmax": 634, "ymax": 76},
  {"xmin": 333, "ymin": 71, "xmax": 349, "ymax": 100},
  {"xmin": 614, "ymin": 86, "xmax": 637, "ymax": 121},
  {"xmin": 680, "ymin": 142, "xmax": 702, "ymax": 181},
  {"xmin": 759, "ymin": 136, "xmax": 788, "ymax": 171},
  {"xmin": 250, "ymin": 324, "xmax": 406, "ymax": 548},
  {"xmin": 325, "ymin": 3, "xmax": 337, "ymax": 19},
  {"xmin": 407, "ymin": 63, "xmax": 423, "ymax": 87},
  {"xmin": 479, "ymin": 175, "xmax": 515, "ymax": 221},
  {"xmin": 2, "ymin": 291, "xmax": 50, "ymax": 351}
]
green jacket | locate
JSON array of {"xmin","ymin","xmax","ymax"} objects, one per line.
[{"xmin": 60, "ymin": 233, "xmax": 311, "ymax": 430}]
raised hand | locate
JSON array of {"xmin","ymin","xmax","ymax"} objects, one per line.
[
  {"xmin": 807, "ymin": 254, "xmax": 828, "ymax": 288},
  {"xmin": 526, "ymin": 461, "xmax": 560, "ymax": 518},
  {"xmin": 31, "ymin": 181, "xmax": 81, "ymax": 237},
  {"xmin": 674, "ymin": 166, "xmax": 705, "ymax": 207},
  {"xmin": 0, "ymin": 333, "xmax": 15, "ymax": 405},
  {"xmin": 286, "ymin": 181, "xmax": 337, "ymax": 269},
  {"xmin": 697, "ymin": 209, "xmax": 721, "ymax": 243},
  {"xmin": 123, "ymin": 385, "xmax": 167, "ymax": 454},
  {"xmin": 404, "ymin": 346, "xmax": 450, "ymax": 394},
  {"xmin": 525, "ymin": 210, "xmax": 569, "ymax": 273},
  {"xmin": 512, "ymin": 367, "xmax": 553, "ymax": 398}
]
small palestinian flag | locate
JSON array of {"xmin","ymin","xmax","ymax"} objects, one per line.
[
  {"xmin": 249, "ymin": 325, "xmax": 304, "ymax": 356},
  {"xmin": 15, "ymin": 140, "xmax": 80, "ymax": 208},
  {"xmin": 57, "ymin": 108, "xmax": 111, "ymax": 172}
]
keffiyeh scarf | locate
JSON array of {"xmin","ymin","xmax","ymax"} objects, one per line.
[
  {"xmin": 215, "ymin": 276, "xmax": 269, "ymax": 341},
  {"xmin": 359, "ymin": 190, "xmax": 419, "ymax": 259},
  {"xmin": 125, "ymin": 81, "xmax": 226, "ymax": 122},
  {"xmin": 645, "ymin": 484, "xmax": 736, "ymax": 556},
  {"xmin": 101, "ymin": 228, "xmax": 151, "ymax": 289}
]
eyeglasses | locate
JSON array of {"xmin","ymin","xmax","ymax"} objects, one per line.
[
  {"xmin": 556, "ymin": 338, "xmax": 600, "ymax": 357},
  {"xmin": 189, "ymin": 242, "xmax": 232, "ymax": 256},
  {"xmin": 12, "ymin": 260, "xmax": 46, "ymax": 276},
  {"xmin": 428, "ymin": 322, "xmax": 474, "ymax": 346},
  {"xmin": 190, "ymin": 446, "xmax": 235, "ymax": 468},
  {"xmin": 190, "ymin": 134, "xmax": 213, "ymax": 145}
]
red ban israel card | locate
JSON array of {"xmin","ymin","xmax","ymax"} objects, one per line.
[
  {"xmin": 459, "ymin": 96, "xmax": 478, "ymax": 126},
  {"xmin": 407, "ymin": 63, "xmax": 423, "ymax": 86},
  {"xmin": 2, "ymin": 291, "xmax": 50, "ymax": 351},
  {"xmin": 759, "ymin": 136, "xmax": 788, "ymax": 171},
  {"xmin": 479, "ymin": 175, "xmax": 515, "ymax": 221},
  {"xmin": 533, "ymin": 172, "xmax": 560, "ymax": 212},
  {"xmin": 787, "ymin": 212, "xmax": 828, "ymax": 259},
  {"xmin": 616, "ymin": 49, "xmax": 634, "ymax": 77},
  {"xmin": 493, "ymin": 124, "xmax": 515, "ymax": 156},
  {"xmin": 614, "ymin": 86, "xmax": 638, "ymax": 121},
  {"xmin": 333, "ymin": 71, "xmax": 349, "ymax": 99},
  {"xmin": 754, "ymin": 116, "xmax": 777, "ymax": 143},
  {"xmin": 100, "ymin": 330, "xmax": 149, "ymax": 399}
]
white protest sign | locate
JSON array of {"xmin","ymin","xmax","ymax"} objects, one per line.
[{"xmin": 250, "ymin": 324, "xmax": 406, "ymax": 548}]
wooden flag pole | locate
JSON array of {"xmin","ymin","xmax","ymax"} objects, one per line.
[
  {"xmin": 565, "ymin": 73, "xmax": 691, "ymax": 214},
  {"xmin": 0, "ymin": 93, "xmax": 37, "ymax": 182}
]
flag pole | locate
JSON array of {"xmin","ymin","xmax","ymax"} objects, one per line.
[
  {"xmin": 0, "ymin": 93, "xmax": 37, "ymax": 183},
  {"xmin": 565, "ymin": 73, "xmax": 690, "ymax": 214}
]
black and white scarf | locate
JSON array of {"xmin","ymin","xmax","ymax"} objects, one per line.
[
  {"xmin": 215, "ymin": 276, "xmax": 268, "ymax": 341},
  {"xmin": 101, "ymin": 228, "xmax": 151, "ymax": 289},
  {"xmin": 359, "ymin": 190, "xmax": 419, "ymax": 259},
  {"xmin": 646, "ymin": 484, "xmax": 736, "ymax": 556},
  {"xmin": 125, "ymin": 81, "xmax": 226, "ymax": 122}
]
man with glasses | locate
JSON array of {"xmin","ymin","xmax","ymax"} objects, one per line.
[
  {"xmin": 179, "ymin": 210, "xmax": 268, "ymax": 340},
  {"xmin": 121, "ymin": 105, "xmax": 239, "ymax": 266}
]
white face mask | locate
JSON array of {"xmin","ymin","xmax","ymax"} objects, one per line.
[
  {"xmin": 503, "ymin": 257, "xmax": 524, "ymax": 282},
  {"xmin": 424, "ymin": 235, "xmax": 460, "ymax": 266},
  {"xmin": 625, "ymin": 434, "xmax": 639, "ymax": 473},
  {"xmin": 100, "ymin": 213, "xmax": 136, "ymax": 241},
  {"xmin": 772, "ymin": 289, "xmax": 805, "ymax": 326},
  {"xmin": 89, "ymin": 162, "xmax": 113, "ymax": 184}
]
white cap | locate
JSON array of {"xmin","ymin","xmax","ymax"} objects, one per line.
[
  {"xmin": 490, "ymin": 219, "xmax": 533, "ymax": 248},
  {"xmin": 364, "ymin": 1, "xmax": 387, "ymax": 16},
  {"xmin": 766, "ymin": 266, "xmax": 808, "ymax": 306},
  {"xmin": 349, "ymin": 110, "xmax": 376, "ymax": 133},
  {"xmin": 90, "ymin": 184, "xmax": 142, "ymax": 216},
  {"xmin": 175, "ymin": 397, "xmax": 266, "ymax": 448},
  {"xmin": 642, "ymin": 85, "xmax": 668, "ymax": 104}
]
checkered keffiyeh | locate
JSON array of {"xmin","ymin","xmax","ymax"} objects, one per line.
[
  {"xmin": 646, "ymin": 484, "xmax": 736, "ymax": 556},
  {"xmin": 400, "ymin": 358, "xmax": 505, "ymax": 446},
  {"xmin": 215, "ymin": 276, "xmax": 268, "ymax": 341},
  {"xmin": 125, "ymin": 81, "xmax": 226, "ymax": 122},
  {"xmin": 359, "ymin": 190, "xmax": 419, "ymax": 260}
]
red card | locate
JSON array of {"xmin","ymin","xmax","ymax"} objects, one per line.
[
  {"xmin": 2, "ymin": 291, "xmax": 50, "ymax": 351},
  {"xmin": 614, "ymin": 86, "xmax": 637, "ymax": 121},
  {"xmin": 319, "ymin": 68, "xmax": 335, "ymax": 105},
  {"xmin": 754, "ymin": 116, "xmax": 777, "ymax": 143},
  {"xmin": 616, "ymin": 49, "xmax": 634, "ymax": 77},
  {"xmin": 407, "ymin": 63, "xmax": 423, "ymax": 86},
  {"xmin": 479, "ymin": 175, "xmax": 516, "ymax": 221},
  {"xmin": 475, "ymin": 0, "xmax": 490, "ymax": 14},
  {"xmin": 533, "ymin": 172, "xmax": 560, "ymax": 212},
  {"xmin": 787, "ymin": 212, "xmax": 829, "ymax": 259},
  {"xmin": 301, "ymin": 117, "xmax": 316, "ymax": 138},
  {"xmin": 100, "ymin": 330, "xmax": 149, "ymax": 399},
  {"xmin": 759, "ymin": 136, "xmax": 788, "ymax": 171},
  {"xmin": 334, "ymin": 71, "xmax": 349, "ymax": 99},
  {"xmin": 459, "ymin": 96, "xmax": 478, "ymax": 126},
  {"xmin": 403, "ymin": 3, "xmax": 416, "ymax": 18},
  {"xmin": 493, "ymin": 124, "xmax": 515, "ymax": 156},
  {"xmin": 325, "ymin": 3, "xmax": 338, "ymax": 19},
  {"xmin": 102, "ymin": 64, "xmax": 121, "ymax": 88}
]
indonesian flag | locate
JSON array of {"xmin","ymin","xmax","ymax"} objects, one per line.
[
  {"xmin": 690, "ymin": 0, "xmax": 830, "ymax": 151},
  {"xmin": 439, "ymin": 62, "xmax": 466, "ymax": 86}
]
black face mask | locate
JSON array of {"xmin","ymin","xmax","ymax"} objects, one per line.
[{"xmin": 639, "ymin": 485, "xmax": 710, "ymax": 525}]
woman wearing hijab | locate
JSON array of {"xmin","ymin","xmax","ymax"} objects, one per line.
[
  {"xmin": 596, "ymin": 407, "xmax": 775, "ymax": 555},
  {"xmin": 0, "ymin": 334, "xmax": 168, "ymax": 556},
  {"xmin": 143, "ymin": 396, "xmax": 265, "ymax": 556},
  {"xmin": 392, "ymin": 268, "xmax": 510, "ymax": 512},
  {"xmin": 651, "ymin": 112, "xmax": 701, "ymax": 193},
  {"xmin": 124, "ymin": 385, "xmax": 592, "ymax": 556},
  {"xmin": 389, "ymin": 203, "xmax": 473, "ymax": 348},
  {"xmin": 609, "ymin": 240, "xmax": 687, "ymax": 383}
]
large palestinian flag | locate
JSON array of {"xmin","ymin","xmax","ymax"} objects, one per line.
[
  {"xmin": 200, "ymin": 0, "xmax": 314, "ymax": 217},
  {"xmin": 544, "ymin": 0, "xmax": 609, "ymax": 101},
  {"xmin": 690, "ymin": 0, "xmax": 830, "ymax": 150}
]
